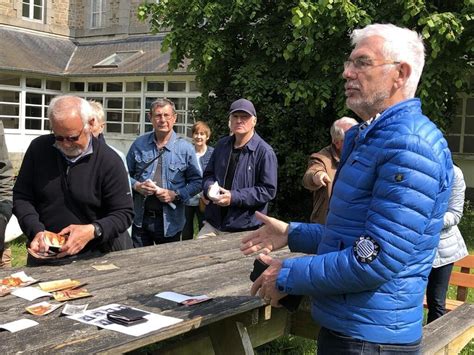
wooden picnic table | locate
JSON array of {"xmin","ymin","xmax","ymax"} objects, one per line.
[
  {"xmin": 0, "ymin": 233, "xmax": 300, "ymax": 354},
  {"xmin": 2, "ymin": 233, "xmax": 473, "ymax": 354}
]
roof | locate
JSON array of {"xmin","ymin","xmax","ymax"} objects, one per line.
[
  {"xmin": 0, "ymin": 27, "xmax": 190, "ymax": 77},
  {"xmin": 0, "ymin": 27, "xmax": 75, "ymax": 76}
]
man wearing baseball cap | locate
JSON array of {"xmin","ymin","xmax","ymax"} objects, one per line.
[{"xmin": 198, "ymin": 98, "xmax": 278, "ymax": 238}]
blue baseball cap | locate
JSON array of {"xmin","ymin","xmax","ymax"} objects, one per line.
[{"xmin": 229, "ymin": 98, "xmax": 256, "ymax": 117}]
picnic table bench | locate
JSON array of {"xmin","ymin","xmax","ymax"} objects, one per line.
[{"xmin": 1, "ymin": 233, "xmax": 473, "ymax": 354}]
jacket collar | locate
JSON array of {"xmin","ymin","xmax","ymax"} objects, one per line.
[{"xmin": 147, "ymin": 130, "xmax": 178, "ymax": 151}]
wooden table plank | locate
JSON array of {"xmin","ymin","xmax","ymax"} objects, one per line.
[{"xmin": 0, "ymin": 235, "xmax": 295, "ymax": 354}]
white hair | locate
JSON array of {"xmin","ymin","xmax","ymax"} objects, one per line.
[
  {"xmin": 330, "ymin": 116, "xmax": 358, "ymax": 141},
  {"xmin": 47, "ymin": 95, "xmax": 92, "ymax": 126},
  {"xmin": 350, "ymin": 23, "xmax": 425, "ymax": 98}
]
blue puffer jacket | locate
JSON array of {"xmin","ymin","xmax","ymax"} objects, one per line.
[{"xmin": 276, "ymin": 99, "xmax": 453, "ymax": 344}]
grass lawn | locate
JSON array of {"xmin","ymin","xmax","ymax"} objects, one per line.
[{"xmin": 6, "ymin": 208, "xmax": 474, "ymax": 353}]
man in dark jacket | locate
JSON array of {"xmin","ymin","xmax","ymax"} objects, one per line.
[
  {"xmin": 198, "ymin": 98, "xmax": 278, "ymax": 238},
  {"xmin": 14, "ymin": 95, "xmax": 133, "ymax": 266}
]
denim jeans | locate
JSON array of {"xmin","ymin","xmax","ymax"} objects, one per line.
[
  {"xmin": 132, "ymin": 209, "xmax": 181, "ymax": 247},
  {"xmin": 317, "ymin": 327, "xmax": 421, "ymax": 355},
  {"xmin": 426, "ymin": 262, "xmax": 454, "ymax": 323}
]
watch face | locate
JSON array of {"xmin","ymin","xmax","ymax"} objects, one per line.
[{"xmin": 94, "ymin": 223, "xmax": 103, "ymax": 237}]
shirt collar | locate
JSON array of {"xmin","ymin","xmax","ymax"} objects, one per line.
[{"xmin": 55, "ymin": 135, "xmax": 93, "ymax": 164}]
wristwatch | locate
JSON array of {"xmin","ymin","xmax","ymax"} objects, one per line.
[
  {"xmin": 92, "ymin": 222, "xmax": 103, "ymax": 239},
  {"xmin": 174, "ymin": 190, "xmax": 181, "ymax": 202}
]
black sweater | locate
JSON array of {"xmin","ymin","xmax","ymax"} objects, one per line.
[{"xmin": 13, "ymin": 134, "xmax": 134, "ymax": 254}]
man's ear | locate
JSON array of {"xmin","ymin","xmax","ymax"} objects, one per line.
[{"xmin": 394, "ymin": 62, "xmax": 411, "ymax": 90}]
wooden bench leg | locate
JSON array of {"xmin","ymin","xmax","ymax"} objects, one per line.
[{"xmin": 209, "ymin": 319, "xmax": 254, "ymax": 355}]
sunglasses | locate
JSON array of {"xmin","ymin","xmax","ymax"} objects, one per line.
[{"xmin": 53, "ymin": 126, "xmax": 85, "ymax": 142}]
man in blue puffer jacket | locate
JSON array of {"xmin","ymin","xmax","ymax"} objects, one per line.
[{"xmin": 241, "ymin": 23, "xmax": 453, "ymax": 354}]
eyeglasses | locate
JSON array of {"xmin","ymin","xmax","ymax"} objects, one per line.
[
  {"xmin": 344, "ymin": 57, "xmax": 401, "ymax": 71},
  {"xmin": 152, "ymin": 113, "xmax": 175, "ymax": 121},
  {"xmin": 53, "ymin": 126, "xmax": 85, "ymax": 142}
]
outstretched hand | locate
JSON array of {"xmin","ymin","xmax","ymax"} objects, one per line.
[
  {"xmin": 240, "ymin": 211, "xmax": 289, "ymax": 255},
  {"xmin": 250, "ymin": 254, "xmax": 286, "ymax": 308}
]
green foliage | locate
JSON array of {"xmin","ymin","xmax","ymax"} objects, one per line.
[{"xmin": 138, "ymin": 0, "xmax": 473, "ymax": 220}]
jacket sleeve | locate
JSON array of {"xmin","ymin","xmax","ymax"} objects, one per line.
[
  {"xmin": 126, "ymin": 142, "xmax": 139, "ymax": 188},
  {"xmin": 230, "ymin": 148, "xmax": 278, "ymax": 208},
  {"xmin": 95, "ymin": 151, "xmax": 134, "ymax": 243},
  {"xmin": 277, "ymin": 135, "xmax": 451, "ymax": 296},
  {"xmin": 288, "ymin": 222, "xmax": 324, "ymax": 254},
  {"xmin": 178, "ymin": 146, "xmax": 202, "ymax": 202},
  {"xmin": 443, "ymin": 166, "xmax": 465, "ymax": 229},
  {"xmin": 0, "ymin": 122, "xmax": 13, "ymax": 252},
  {"xmin": 13, "ymin": 143, "xmax": 45, "ymax": 242},
  {"xmin": 202, "ymin": 148, "xmax": 217, "ymax": 200},
  {"xmin": 302, "ymin": 153, "xmax": 326, "ymax": 191}
]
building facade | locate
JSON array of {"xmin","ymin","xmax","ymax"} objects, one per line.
[{"xmin": 0, "ymin": 0, "xmax": 199, "ymax": 168}]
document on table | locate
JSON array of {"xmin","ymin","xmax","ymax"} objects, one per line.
[
  {"xmin": 0, "ymin": 319, "xmax": 38, "ymax": 333},
  {"xmin": 68, "ymin": 303, "xmax": 182, "ymax": 337},
  {"xmin": 155, "ymin": 291, "xmax": 212, "ymax": 305},
  {"xmin": 11, "ymin": 286, "xmax": 51, "ymax": 301}
]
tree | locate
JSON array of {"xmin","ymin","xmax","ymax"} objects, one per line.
[{"xmin": 138, "ymin": 0, "xmax": 473, "ymax": 221}]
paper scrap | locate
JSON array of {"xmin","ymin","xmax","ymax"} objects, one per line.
[
  {"xmin": 92, "ymin": 263, "xmax": 119, "ymax": 271},
  {"xmin": 11, "ymin": 287, "xmax": 51, "ymax": 301},
  {"xmin": 39, "ymin": 279, "xmax": 82, "ymax": 292},
  {"xmin": 25, "ymin": 301, "xmax": 63, "ymax": 316},
  {"xmin": 62, "ymin": 303, "xmax": 89, "ymax": 316},
  {"xmin": 0, "ymin": 319, "xmax": 38, "ymax": 333},
  {"xmin": 155, "ymin": 291, "xmax": 212, "ymax": 305}
]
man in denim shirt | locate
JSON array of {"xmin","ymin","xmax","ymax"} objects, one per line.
[{"xmin": 127, "ymin": 98, "xmax": 202, "ymax": 246}]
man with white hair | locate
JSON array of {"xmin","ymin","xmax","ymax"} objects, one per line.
[
  {"xmin": 302, "ymin": 116, "xmax": 358, "ymax": 224},
  {"xmin": 242, "ymin": 24, "xmax": 453, "ymax": 353},
  {"xmin": 13, "ymin": 95, "xmax": 133, "ymax": 266}
]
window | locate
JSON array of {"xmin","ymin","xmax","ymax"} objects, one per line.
[
  {"xmin": 93, "ymin": 51, "xmax": 143, "ymax": 68},
  {"xmin": 91, "ymin": 0, "xmax": 106, "ymax": 29},
  {"xmin": 447, "ymin": 94, "xmax": 474, "ymax": 154},
  {"xmin": 71, "ymin": 78, "xmax": 199, "ymax": 137},
  {"xmin": 22, "ymin": 0, "xmax": 43, "ymax": 21},
  {"xmin": 0, "ymin": 90, "xmax": 20, "ymax": 129}
]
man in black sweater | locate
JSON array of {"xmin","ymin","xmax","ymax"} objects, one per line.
[{"xmin": 13, "ymin": 95, "xmax": 133, "ymax": 266}]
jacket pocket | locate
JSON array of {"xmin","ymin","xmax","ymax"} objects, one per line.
[{"xmin": 168, "ymin": 162, "xmax": 187, "ymax": 184}]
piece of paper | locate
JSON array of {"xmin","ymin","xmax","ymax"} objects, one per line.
[
  {"xmin": 62, "ymin": 303, "xmax": 89, "ymax": 316},
  {"xmin": 25, "ymin": 301, "xmax": 63, "ymax": 316},
  {"xmin": 1, "ymin": 272, "xmax": 38, "ymax": 297},
  {"xmin": 0, "ymin": 319, "xmax": 38, "ymax": 333},
  {"xmin": 68, "ymin": 304, "xmax": 182, "ymax": 337},
  {"xmin": 155, "ymin": 291, "xmax": 212, "ymax": 305},
  {"xmin": 52, "ymin": 288, "xmax": 91, "ymax": 302},
  {"xmin": 11, "ymin": 287, "xmax": 51, "ymax": 301},
  {"xmin": 91, "ymin": 263, "xmax": 119, "ymax": 271},
  {"xmin": 39, "ymin": 279, "xmax": 82, "ymax": 292}
]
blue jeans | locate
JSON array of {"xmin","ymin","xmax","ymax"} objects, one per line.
[
  {"xmin": 426, "ymin": 262, "xmax": 454, "ymax": 323},
  {"xmin": 132, "ymin": 209, "xmax": 181, "ymax": 247},
  {"xmin": 317, "ymin": 327, "xmax": 421, "ymax": 354}
]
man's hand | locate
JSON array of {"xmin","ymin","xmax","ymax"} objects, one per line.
[
  {"xmin": 29, "ymin": 231, "xmax": 49, "ymax": 254},
  {"xmin": 210, "ymin": 187, "xmax": 231, "ymax": 206},
  {"xmin": 250, "ymin": 254, "xmax": 286, "ymax": 308},
  {"xmin": 155, "ymin": 188, "xmax": 176, "ymax": 203},
  {"xmin": 57, "ymin": 224, "xmax": 95, "ymax": 256},
  {"xmin": 240, "ymin": 211, "xmax": 289, "ymax": 255},
  {"xmin": 312, "ymin": 171, "xmax": 331, "ymax": 187},
  {"xmin": 134, "ymin": 180, "xmax": 158, "ymax": 196}
]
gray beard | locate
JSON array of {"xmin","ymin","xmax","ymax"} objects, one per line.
[{"xmin": 347, "ymin": 89, "xmax": 390, "ymax": 119}]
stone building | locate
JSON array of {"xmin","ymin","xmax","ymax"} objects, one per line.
[{"xmin": 0, "ymin": 0, "xmax": 199, "ymax": 169}]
